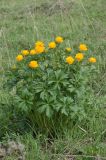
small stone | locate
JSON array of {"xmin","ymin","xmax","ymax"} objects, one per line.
[
  {"xmin": 0, "ymin": 147, "xmax": 6, "ymax": 158},
  {"xmin": 17, "ymin": 142, "xmax": 25, "ymax": 153}
]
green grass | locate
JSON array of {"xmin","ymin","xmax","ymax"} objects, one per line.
[{"xmin": 0, "ymin": 0, "xmax": 106, "ymax": 159}]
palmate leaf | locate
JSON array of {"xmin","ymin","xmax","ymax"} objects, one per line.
[
  {"xmin": 18, "ymin": 101, "xmax": 28, "ymax": 112},
  {"xmin": 40, "ymin": 91, "xmax": 46, "ymax": 100},
  {"xmin": 38, "ymin": 104, "xmax": 53, "ymax": 118},
  {"xmin": 34, "ymin": 84, "xmax": 44, "ymax": 93},
  {"xmin": 62, "ymin": 81, "xmax": 70, "ymax": 87},
  {"xmin": 46, "ymin": 106, "xmax": 53, "ymax": 118},
  {"xmin": 14, "ymin": 95, "xmax": 33, "ymax": 112},
  {"xmin": 48, "ymin": 90, "xmax": 57, "ymax": 100},
  {"xmin": 54, "ymin": 70, "xmax": 68, "ymax": 81},
  {"xmin": 54, "ymin": 104, "xmax": 62, "ymax": 112},
  {"xmin": 67, "ymin": 85, "xmax": 75, "ymax": 93},
  {"xmin": 38, "ymin": 104, "xmax": 47, "ymax": 113},
  {"xmin": 61, "ymin": 107, "xmax": 68, "ymax": 116},
  {"xmin": 21, "ymin": 88, "xmax": 33, "ymax": 97}
]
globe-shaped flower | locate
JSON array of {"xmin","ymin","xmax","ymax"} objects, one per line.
[
  {"xmin": 49, "ymin": 42, "xmax": 56, "ymax": 49},
  {"xmin": 35, "ymin": 41, "xmax": 44, "ymax": 47},
  {"xmin": 55, "ymin": 36, "xmax": 63, "ymax": 43},
  {"xmin": 79, "ymin": 44, "xmax": 88, "ymax": 51},
  {"xmin": 29, "ymin": 61, "xmax": 39, "ymax": 69},
  {"xmin": 21, "ymin": 50, "xmax": 29, "ymax": 56},
  {"xmin": 35, "ymin": 46, "xmax": 45, "ymax": 54},
  {"xmin": 16, "ymin": 55, "xmax": 23, "ymax": 61},
  {"xmin": 30, "ymin": 49, "xmax": 37, "ymax": 55},
  {"xmin": 75, "ymin": 53, "xmax": 84, "ymax": 61},
  {"xmin": 88, "ymin": 57, "xmax": 96, "ymax": 63},
  {"xmin": 66, "ymin": 56, "xmax": 74, "ymax": 64}
]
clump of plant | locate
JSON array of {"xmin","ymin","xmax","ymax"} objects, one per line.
[
  {"xmin": 5, "ymin": 36, "xmax": 97, "ymax": 135},
  {"xmin": 0, "ymin": 90, "xmax": 29, "ymax": 138}
]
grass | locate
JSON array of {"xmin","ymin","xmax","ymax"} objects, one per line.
[{"xmin": 0, "ymin": 0, "xmax": 106, "ymax": 159}]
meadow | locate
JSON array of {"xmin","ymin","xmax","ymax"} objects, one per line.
[{"xmin": 0, "ymin": 0, "xmax": 106, "ymax": 159}]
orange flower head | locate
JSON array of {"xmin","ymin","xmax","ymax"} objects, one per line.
[
  {"xmin": 79, "ymin": 44, "xmax": 88, "ymax": 51},
  {"xmin": 35, "ymin": 41, "xmax": 44, "ymax": 47},
  {"xmin": 49, "ymin": 42, "xmax": 56, "ymax": 49},
  {"xmin": 55, "ymin": 36, "xmax": 63, "ymax": 43},
  {"xmin": 35, "ymin": 46, "xmax": 45, "ymax": 54},
  {"xmin": 75, "ymin": 53, "xmax": 84, "ymax": 61},
  {"xmin": 29, "ymin": 60, "xmax": 39, "ymax": 69},
  {"xmin": 66, "ymin": 56, "xmax": 74, "ymax": 64},
  {"xmin": 21, "ymin": 50, "xmax": 29, "ymax": 56},
  {"xmin": 88, "ymin": 57, "xmax": 96, "ymax": 63},
  {"xmin": 16, "ymin": 55, "xmax": 23, "ymax": 61},
  {"xmin": 30, "ymin": 49, "xmax": 37, "ymax": 55}
]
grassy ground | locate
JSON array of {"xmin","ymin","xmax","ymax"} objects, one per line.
[{"xmin": 0, "ymin": 0, "xmax": 106, "ymax": 159}]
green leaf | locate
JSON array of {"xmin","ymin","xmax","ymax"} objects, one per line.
[
  {"xmin": 18, "ymin": 101, "xmax": 28, "ymax": 112},
  {"xmin": 67, "ymin": 85, "xmax": 75, "ymax": 93},
  {"xmin": 40, "ymin": 91, "xmax": 46, "ymax": 100},
  {"xmin": 38, "ymin": 104, "xmax": 47, "ymax": 113},
  {"xmin": 61, "ymin": 108, "xmax": 68, "ymax": 116},
  {"xmin": 46, "ymin": 106, "xmax": 53, "ymax": 118}
]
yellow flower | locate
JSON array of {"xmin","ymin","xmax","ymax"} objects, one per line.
[
  {"xmin": 55, "ymin": 36, "xmax": 63, "ymax": 43},
  {"xmin": 35, "ymin": 46, "xmax": 45, "ymax": 54},
  {"xmin": 75, "ymin": 53, "xmax": 84, "ymax": 61},
  {"xmin": 21, "ymin": 50, "xmax": 29, "ymax": 56},
  {"xmin": 88, "ymin": 57, "xmax": 96, "ymax": 63},
  {"xmin": 30, "ymin": 49, "xmax": 37, "ymax": 55},
  {"xmin": 66, "ymin": 56, "xmax": 74, "ymax": 64},
  {"xmin": 35, "ymin": 41, "xmax": 44, "ymax": 47},
  {"xmin": 49, "ymin": 42, "xmax": 56, "ymax": 49},
  {"xmin": 66, "ymin": 48, "xmax": 72, "ymax": 52},
  {"xmin": 79, "ymin": 44, "xmax": 88, "ymax": 51},
  {"xmin": 29, "ymin": 61, "xmax": 39, "ymax": 69},
  {"xmin": 16, "ymin": 55, "xmax": 23, "ymax": 61},
  {"xmin": 35, "ymin": 41, "xmax": 45, "ymax": 54}
]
